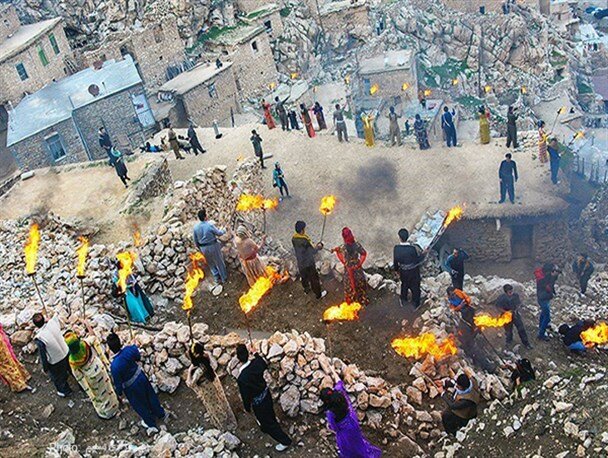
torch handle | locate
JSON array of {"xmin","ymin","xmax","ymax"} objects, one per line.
[
  {"xmin": 187, "ymin": 311, "xmax": 194, "ymax": 346},
  {"xmin": 320, "ymin": 214, "xmax": 327, "ymax": 242},
  {"xmin": 31, "ymin": 276, "xmax": 48, "ymax": 316},
  {"xmin": 79, "ymin": 277, "xmax": 86, "ymax": 320},
  {"xmin": 244, "ymin": 312, "xmax": 253, "ymax": 346},
  {"xmin": 262, "ymin": 208, "xmax": 267, "ymax": 234},
  {"xmin": 122, "ymin": 295, "xmax": 134, "ymax": 340}
]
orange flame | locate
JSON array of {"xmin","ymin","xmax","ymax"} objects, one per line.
[
  {"xmin": 443, "ymin": 206, "xmax": 464, "ymax": 228},
  {"xmin": 76, "ymin": 236, "xmax": 89, "ymax": 277},
  {"xmin": 452, "ymin": 78, "xmax": 459, "ymax": 85},
  {"xmin": 369, "ymin": 83, "xmax": 379, "ymax": 95},
  {"xmin": 237, "ymin": 194, "xmax": 279, "ymax": 212},
  {"xmin": 474, "ymin": 311, "xmax": 513, "ymax": 329},
  {"xmin": 133, "ymin": 231, "xmax": 142, "ymax": 247},
  {"xmin": 323, "ymin": 302, "xmax": 362, "ymax": 322},
  {"xmin": 183, "ymin": 252, "xmax": 206, "ymax": 312},
  {"xmin": 24, "ymin": 223, "xmax": 40, "ymax": 275},
  {"xmin": 320, "ymin": 195, "xmax": 336, "ymax": 215},
  {"xmin": 344, "ymin": 75, "xmax": 351, "ymax": 85},
  {"xmin": 116, "ymin": 251, "xmax": 137, "ymax": 294},
  {"xmin": 558, "ymin": 106, "xmax": 567, "ymax": 115},
  {"xmin": 484, "ymin": 85, "xmax": 492, "ymax": 93},
  {"xmin": 581, "ymin": 322, "xmax": 608, "ymax": 348},
  {"xmin": 423, "ymin": 89, "xmax": 432, "ymax": 97},
  {"xmin": 521, "ymin": 86, "xmax": 527, "ymax": 94},
  {"xmin": 290, "ymin": 72, "xmax": 299, "ymax": 79},
  {"xmin": 574, "ymin": 131, "xmax": 584, "ymax": 140},
  {"xmin": 391, "ymin": 333, "xmax": 457, "ymax": 360},
  {"xmin": 402, "ymin": 82, "xmax": 409, "ymax": 91},
  {"xmin": 239, "ymin": 266, "xmax": 282, "ymax": 314}
]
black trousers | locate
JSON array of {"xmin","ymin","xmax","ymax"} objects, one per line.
[
  {"xmin": 300, "ymin": 265, "xmax": 322, "ymax": 298},
  {"xmin": 451, "ymin": 271, "xmax": 465, "ymax": 290},
  {"xmin": 505, "ymin": 310, "xmax": 529, "ymax": 345},
  {"xmin": 400, "ymin": 269, "xmax": 421, "ymax": 307},
  {"xmin": 253, "ymin": 393, "xmax": 292, "ymax": 446},
  {"xmin": 48, "ymin": 356, "xmax": 72, "ymax": 395},
  {"xmin": 499, "ymin": 178, "xmax": 515, "ymax": 203},
  {"xmin": 279, "ymin": 112, "xmax": 290, "ymax": 131},
  {"xmin": 277, "ymin": 179, "xmax": 289, "ymax": 197},
  {"xmin": 442, "ymin": 411, "xmax": 470, "ymax": 435},
  {"xmin": 190, "ymin": 138, "xmax": 205, "ymax": 155},
  {"xmin": 579, "ymin": 275, "xmax": 590, "ymax": 294},
  {"xmin": 506, "ymin": 125, "xmax": 518, "ymax": 148}
]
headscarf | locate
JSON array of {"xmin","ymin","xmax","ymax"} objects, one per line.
[
  {"xmin": 236, "ymin": 225, "xmax": 248, "ymax": 238},
  {"xmin": 64, "ymin": 331, "xmax": 91, "ymax": 368},
  {"xmin": 342, "ymin": 227, "xmax": 355, "ymax": 245}
]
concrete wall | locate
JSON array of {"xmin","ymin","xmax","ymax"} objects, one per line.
[
  {"xmin": 0, "ymin": 5, "xmax": 20, "ymax": 42},
  {"xmin": 0, "ymin": 21, "xmax": 72, "ymax": 104}
]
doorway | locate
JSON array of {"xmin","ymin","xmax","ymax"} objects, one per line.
[{"xmin": 511, "ymin": 225, "xmax": 533, "ymax": 259}]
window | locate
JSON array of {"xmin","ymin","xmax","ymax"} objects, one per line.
[
  {"xmin": 49, "ymin": 33, "xmax": 60, "ymax": 55},
  {"xmin": 251, "ymin": 40, "xmax": 258, "ymax": 52},
  {"xmin": 45, "ymin": 134, "xmax": 66, "ymax": 161},
  {"xmin": 15, "ymin": 63, "xmax": 28, "ymax": 81},
  {"xmin": 153, "ymin": 25, "xmax": 164, "ymax": 44},
  {"xmin": 208, "ymin": 82, "xmax": 218, "ymax": 98},
  {"xmin": 37, "ymin": 44, "xmax": 49, "ymax": 66},
  {"xmin": 264, "ymin": 20, "xmax": 272, "ymax": 33}
]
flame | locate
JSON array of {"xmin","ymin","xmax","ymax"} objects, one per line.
[
  {"xmin": 558, "ymin": 106, "xmax": 567, "ymax": 115},
  {"xmin": 370, "ymin": 83, "xmax": 379, "ymax": 95},
  {"xmin": 391, "ymin": 333, "xmax": 457, "ymax": 360},
  {"xmin": 581, "ymin": 322, "xmax": 608, "ymax": 348},
  {"xmin": 116, "ymin": 251, "xmax": 137, "ymax": 294},
  {"xmin": 268, "ymin": 82, "xmax": 277, "ymax": 90},
  {"xmin": 452, "ymin": 78, "xmax": 459, "ymax": 85},
  {"xmin": 133, "ymin": 231, "xmax": 142, "ymax": 247},
  {"xmin": 474, "ymin": 311, "xmax": 513, "ymax": 329},
  {"xmin": 76, "ymin": 236, "xmax": 89, "ymax": 277},
  {"xmin": 521, "ymin": 86, "xmax": 527, "ymax": 94},
  {"xmin": 239, "ymin": 266, "xmax": 282, "ymax": 314},
  {"xmin": 290, "ymin": 72, "xmax": 299, "ymax": 79},
  {"xmin": 443, "ymin": 206, "xmax": 464, "ymax": 228},
  {"xmin": 323, "ymin": 302, "xmax": 362, "ymax": 322},
  {"xmin": 484, "ymin": 85, "xmax": 492, "ymax": 93},
  {"xmin": 24, "ymin": 223, "xmax": 40, "ymax": 275},
  {"xmin": 183, "ymin": 252, "xmax": 206, "ymax": 312},
  {"xmin": 344, "ymin": 75, "xmax": 351, "ymax": 85},
  {"xmin": 320, "ymin": 195, "xmax": 336, "ymax": 215},
  {"xmin": 402, "ymin": 82, "xmax": 409, "ymax": 91},
  {"xmin": 574, "ymin": 131, "xmax": 584, "ymax": 140},
  {"xmin": 423, "ymin": 89, "xmax": 432, "ymax": 97},
  {"xmin": 236, "ymin": 194, "xmax": 279, "ymax": 212}
]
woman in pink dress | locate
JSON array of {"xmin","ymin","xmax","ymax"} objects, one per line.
[
  {"xmin": 300, "ymin": 103, "xmax": 316, "ymax": 138},
  {"xmin": 262, "ymin": 99, "xmax": 276, "ymax": 129}
]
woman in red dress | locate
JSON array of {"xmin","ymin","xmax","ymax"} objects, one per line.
[
  {"xmin": 262, "ymin": 99, "xmax": 276, "ymax": 129},
  {"xmin": 300, "ymin": 103, "xmax": 316, "ymax": 138}
]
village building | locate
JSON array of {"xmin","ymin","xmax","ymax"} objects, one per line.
[
  {"xmin": 550, "ymin": 0, "xmax": 580, "ymax": 35},
  {"xmin": 156, "ymin": 61, "xmax": 240, "ymax": 128},
  {"xmin": 240, "ymin": 3, "xmax": 285, "ymax": 38},
  {"xmin": 435, "ymin": 0, "xmax": 550, "ymax": 14},
  {"xmin": 205, "ymin": 23, "xmax": 278, "ymax": 98},
  {"xmin": 7, "ymin": 55, "xmax": 155, "ymax": 171},
  {"xmin": 357, "ymin": 50, "xmax": 418, "ymax": 100},
  {"xmin": 318, "ymin": 0, "xmax": 371, "ymax": 41}
]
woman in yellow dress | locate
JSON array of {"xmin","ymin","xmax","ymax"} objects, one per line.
[
  {"xmin": 362, "ymin": 113, "xmax": 375, "ymax": 147},
  {"xmin": 538, "ymin": 120, "xmax": 548, "ymax": 163},
  {"xmin": 479, "ymin": 106, "xmax": 490, "ymax": 144},
  {"xmin": 0, "ymin": 323, "xmax": 32, "ymax": 393}
]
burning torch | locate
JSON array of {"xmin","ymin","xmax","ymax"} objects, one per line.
[
  {"xmin": 182, "ymin": 253, "xmax": 206, "ymax": 345},
  {"xmin": 391, "ymin": 333, "xmax": 457, "ymax": 361},
  {"xmin": 76, "ymin": 236, "xmax": 89, "ymax": 319},
  {"xmin": 239, "ymin": 266, "xmax": 282, "ymax": 344},
  {"xmin": 550, "ymin": 106, "xmax": 567, "ymax": 133},
  {"xmin": 319, "ymin": 195, "xmax": 336, "ymax": 243},
  {"xmin": 322, "ymin": 302, "xmax": 362, "ymax": 358},
  {"xmin": 116, "ymin": 251, "xmax": 136, "ymax": 339},
  {"xmin": 24, "ymin": 223, "xmax": 47, "ymax": 315},
  {"xmin": 428, "ymin": 206, "xmax": 464, "ymax": 250},
  {"xmin": 236, "ymin": 194, "xmax": 278, "ymax": 234},
  {"xmin": 581, "ymin": 322, "xmax": 608, "ymax": 349}
]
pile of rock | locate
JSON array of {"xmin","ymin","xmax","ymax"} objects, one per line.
[{"xmin": 124, "ymin": 159, "xmax": 173, "ymax": 212}]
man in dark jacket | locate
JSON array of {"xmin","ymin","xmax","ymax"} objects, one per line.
[
  {"xmin": 250, "ymin": 130, "xmax": 266, "ymax": 169},
  {"xmin": 236, "ymin": 344, "xmax": 292, "ymax": 452},
  {"xmin": 535, "ymin": 263, "xmax": 559, "ymax": 341},
  {"xmin": 275, "ymin": 96, "xmax": 290, "ymax": 131},
  {"xmin": 548, "ymin": 138, "xmax": 561, "ymax": 185},
  {"xmin": 291, "ymin": 221, "xmax": 327, "ymax": 299},
  {"xmin": 394, "ymin": 228, "xmax": 426, "ymax": 309},
  {"xmin": 98, "ymin": 126, "xmax": 113, "ymax": 158},
  {"xmin": 506, "ymin": 106, "xmax": 518, "ymax": 149},
  {"xmin": 187, "ymin": 123, "xmax": 206, "ymax": 155},
  {"xmin": 558, "ymin": 320, "xmax": 595, "ymax": 354},
  {"xmin": 499, "ymin": 153, "xmax": 518, "ymax": 204},
  {"xmin": 572, "ymin": 254, "xmax": 594, "ymax": 296},
  {"xmin": 441, "ymin": 374, "xmax": 480, "ymax": 435},
  {"xmin": 496, "ymin": 284, "xmax": 531, "ymax": 349},
  {"xmin": 444, "ymin": 248, "xmax": 470, "ymax": 290}
]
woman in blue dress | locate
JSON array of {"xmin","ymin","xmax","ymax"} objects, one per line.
[{"xmin": 113, "ymin": 260, "xmax": 154, "ymax": 323}]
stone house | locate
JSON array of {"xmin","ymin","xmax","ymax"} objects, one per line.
[
  {"xmin": 7, "ymin": 56, "xmax": 155, "ymax": 171},
  {"xmin": 358, "ymin": 50, "xmax": 418, "ymax": 100},
  {"xmin": 437, "ymin": 0, "xmax": 549, "ymax": 14},
  {"xmin": 240, "ymin": 3, "xmax": 285, "ymax": 38},
  {"xmin": 319, "ymin": 0, "xmax": 371, "ymax": 40},
  {"xmin": 206, "ymin": 24, "xmax": 278, "ymax": 98},
  {"xmin": 157, "ymin": 61, "xmax": 241, "ymax": 127},
  {"xmin": 78, "ymin": 22, "xmax": 188, "ymax": 91}
]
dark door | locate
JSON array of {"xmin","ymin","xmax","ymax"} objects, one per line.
[{"xmin": 511, "ymin": 225, "xmax": 533, "ymax": 259}]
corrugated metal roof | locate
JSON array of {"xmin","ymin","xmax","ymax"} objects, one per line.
[{"xmin": 7, "ymin": 55, "xmax": 142, "ymax": 146}]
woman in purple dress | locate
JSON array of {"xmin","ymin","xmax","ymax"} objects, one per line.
[{"xmin": 320, "ymin": 380, "xmax": 382, "ymax": 458}]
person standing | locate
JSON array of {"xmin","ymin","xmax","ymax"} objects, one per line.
[
  {"xmin": 496, "ymin": 284, "xmax": 531, "ymax": 349},
  {"xmin": 332, "ymin": 227, "xmax": 369, "ymax": 306},
  {"xmin": 236, "ymin": 344, "xmax": 292, "ymax": 452},
  {"xmin": 479, "ymin": 106, "xmax": 490, "ymax": 145},
  {"xmin": 535, "ymin": 263, "xmax": 559, "ymax": 341},
  {"xmin": 572, "ymin": 254, "xmax": 594, "ymax": 296},
  {"xmin": 362, "ymin": 113, "xmax": 375, "ymax": 147},
  {"xmin": 107, "ymin": 333, "xmax": 167, "ymax": 432},
  {"xmin": 333, "ymin": 104, "xmax": 349, "ymax": 142},
  {"xmin": 440, "ymin": 374, "xmax": 479, "ymax": 436},
  {"xmin": 64, "ymin": 331, "xmax": 119, "ymax": 419},
  {"xmin": 275, "ymin": 96, "xmax": 290, "ymax": 131},
  {"xmin": 292, "ymin": 220, "xmax": 327, "ymax": 299},
  {"xmin": 548, "ymin": 138, "xmax": 561, "ymax": 184},
  {"xmin": 393, "ymin": 229, "xmax": 425, "ymax": 310},
  {"xmin": 414, "ymin": 114, "xmax": 430, "ymax": 150},
  {"xmin": 498, "ymin": 153, "xmax": 518, "ymax": 204},
  {"xmin": 193, "ymin": 208, "xmax": 228, "ymax": 291},
  {"xmin": 272, "ymin": 162, "xmax": 289, "ymax": 199},
  {"xmin": 441, "ymin": 106, "xmax": 457, "ymax": 147},
  {"xmin": 261, "ymin": 99, "xmax": 276, "ymax": 129},
  {"xmin": 506, "ymin": 106, "xmax": 518, "ymax": 148},
  {"xmin": 187, "ymin": 123, "xmax": 206, "ymax": 155},
  {"xmin": 33, "ymin": 313, "xmax": 72, "ymax": 397},
  {"xmin": 313, "ymin": 102, "xmax": 327, "ymax": 130},
  {"xmin": 187, "ymin": 342, "xmax": 237, "ymax": 431},
  {"xmin": 388, "ymin": 106, "xmax": 402, "ymax": 146},
  {"xmin": 444, "ymin": 248, "xmax": 469, "ymax": 290},
  {"xmin": 98, "ymin": 127, "xmax": 113, "ymax": 156},
  {"xmin": 538, "ymin": 120, "xmax": 548, "ymax": 163},
  {"xmin": 108, "ymin": 147, "xmax": 131, "ymax": 188},
  {"xmin": 404, "ymin": 119, "xmax": 411, "ymax": 137},
  {"xmin": 300, "ymin": 104, "xmax": 316, "ymax": 138},
  {"xmin": 288, "ymin": 106, "xmax": 300, "ymax": 130},
  {"xmin": 113, "ymin": 259, "xmax": 154, "ymax": 324},
  {"xmin": 0, "ymin": 323, "xmax": 32, "ymax": 393},
  {"xmin": 167, "ymin": 126, "xmax": 185, "ymax": 160},
  {"xmin": 250, "ymin": 130, "xmax": 266, "ymax": 169},
  {"xmin": 234, "ymin": 225, "xmax": 267, "ymax": 287},
  {"xmin": 320, "ymin": 380, "xmax": 382, "ymax": 458}
]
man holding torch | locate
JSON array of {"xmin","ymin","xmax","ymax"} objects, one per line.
[
  {"xmin": 393, "ymin": 228, "xmax": 426, "ymax": 310},
  {"xmin": 33, "ymin": 313, "xmax": 73, "ymax": 397},
  {"xmin": 193, "ymin": 208, "xmax": 228, "ymax": 293},
  {"xmin": 292, "ymin": 221, "xmax": 327, "ymax": 300}
]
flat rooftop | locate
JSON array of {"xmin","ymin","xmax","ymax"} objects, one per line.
[
  {"xmin": 320, "ymin": 0, "xmax": 367, "ymax": 15},
  {"xmin": 159, "ymin": 62, "xmax": 234, "ymax": 95},
  {"xmin": 359, "ymin": 49, "xmax": 414, "ymax": 75},
  {"xmin": 0, "ymin": 18, "xmax": 62, "ymax": 62},
  {"xmin": 244, "ymin": 3, "xmax": 280, "ymax": 20},
  {"xmin": 207, "ymin": 23, "xmax": 265, "ymax": 46}
]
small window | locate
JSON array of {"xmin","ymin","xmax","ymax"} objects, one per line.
[
  {"xmin": 153, "ymin": 25, "xmax": 164, "ymax": 44},
  {"xmin": 49, "ymin": 33, "xmax": 60, "ymax": 55},
  {"xmin": 15, "ymin": 63, "xmax": 28, "ymax": 81},
  {"xmin": 264, "ymin": 20, "xmax": 272, "ymax": 33},
  {"xmin": 37, "ymin": 44, "xmax": 49, "ymax": 66},
  {"xmin": 251, "ymin": 40, "xmax": 258, "ymax": 52},
  {"xmin": 208, "ymin": 82, "xmax": 218, "ymax": 98},
  {"xmin": 45, "ymin": 134, "xmax": 66, "ymax": 161}
]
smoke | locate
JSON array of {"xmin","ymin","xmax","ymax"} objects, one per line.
[{"xmin": 337, "ymin": 158, "xmax": 398, "ymax": 204}]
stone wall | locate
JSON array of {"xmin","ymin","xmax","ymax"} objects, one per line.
[
  {"xmin": 321, "ymin": 3, "xmax": 371, "ymax": 47},
  {"xmin": 8, "ymin": 118, "xmax": 87, "ymax": 171},
  {"xmin": 236, "ymin": 0, "xmax": 271, "ymax": 14},
  {"xmin": 360, "ymin": 66, "xmax": 418, "ymax": 100},
  {"xmin": 444, "ymin": 218, "xmax": 512, "ymax": 262},
  {"xmin": 532, "ymin": 219, "xmax": 572, "ymax": 265},
  {"xmin": 0, "ymin": 21, "xmax": 72, "ymax": 104},
  {"xmin": 0, "ymin": 5, "xmax": 20, "ymax": 42},
  {"xmin": 436, "ymin": 0, "xmax": 541, "ymax": 13},
  {"xmin": 124, "ymin": 158, "xmax": 172, "ymax": 211}
]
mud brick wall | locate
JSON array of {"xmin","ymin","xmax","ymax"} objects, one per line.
[
  {"xmin": 444, "ymin": 218, "xmax": 512, "ymax": 262},
  {"xmin": 533, "ymin": 219, "xmax": 572, "ymax": 265}
]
